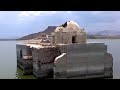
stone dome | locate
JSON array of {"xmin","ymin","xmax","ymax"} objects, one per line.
[
  {"xmin": 67, "ymin": 20, "xmax": 80, "ymax": 29},
  {"xmin": 55, "ymin": 21, "xmax": 82, "ymax": 32}
]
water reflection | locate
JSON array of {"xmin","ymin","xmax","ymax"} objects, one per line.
[{"xmin": 15, "ymin": 67, "xmax": 37, "ymax": 79}]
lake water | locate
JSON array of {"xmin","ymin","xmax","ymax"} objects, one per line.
[{"xmin": 0, "ymin": 39, "xmax": 119, "ymax": 79}]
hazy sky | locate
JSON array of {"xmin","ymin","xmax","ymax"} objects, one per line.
[{"xmin": 0, "ymin": 11, "xmax": 120, "ymax": 38}]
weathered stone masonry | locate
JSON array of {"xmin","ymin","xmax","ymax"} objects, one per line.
[
  {"xmin": 51, "ymin": 21, "xmax": 87, "ymax": 45},
  {"xmin": 16, "ymin": 20, "xmax": 113, "ymax": 79},
  {"xmin": 31, "ymin": 46, "xmax": 61, "ymax": 78},
  {"xmin": 16, "ymin": 44, "xmax": 33, "ymax": 74},
  {"xmin": 54, "ymin": 43, "xmax": 113, "ymax": 79}
]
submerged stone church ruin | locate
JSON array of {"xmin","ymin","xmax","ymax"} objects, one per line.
[
  {"xmin": 51, "ymin": 21, "xmax": 86, "ymax": 44},
  {"xmin": 16, "ymin": 21, "xmax": 113, "ymax": 79}
]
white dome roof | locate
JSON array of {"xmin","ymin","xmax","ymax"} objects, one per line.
[
  {"xmin": 67, "ymin": 20, "xmax": 80, "ymax": 29},
  {"xmin": 55, "ymin": 21, "xmax": 82, "ymax": 32}
]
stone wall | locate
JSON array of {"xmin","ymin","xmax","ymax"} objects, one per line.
[
  {"xmin": 32, "ymin": 46, "xmax": 61, "ymax": 78},
  {"xmin": 16, "ymin": 44, "xmax": 33, "ymax": 75},
  {"xmin": 16, "ymin": 44, "xmax": 32, "ymax": 59},
  {"xmin": 104, "ymin": 53, "xmax": 113, "ymax": 77},
  {"xmin": 56, "ymin": 44, "xmax": 67, "ymax": 53},
  {"xmin": 66, "ymin": 43, "xmax": 105, "ymax": 77},
  {"xmin": 54, "ymin": 43, "xmax": 113, "ymax": 78},
  {"xmin": 54, "ymin": 32, "xmax": 72, "ymax": 44},
  {"xmin": 76, "ymin": 32, "xmax": 87, "ymax": 44},
  {"xmin": 32, "ymin": 47, "xmax": 60, "ymax": 63},
  {"xmin": 54, "ymin": 53, "xmax": 67, "ymax": 78},
  {"xmin": 52, "ymin": 31, "xmax": 87, "ymax": 45}
]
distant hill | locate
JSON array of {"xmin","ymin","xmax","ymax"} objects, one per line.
[
  {"xmin": 41, "ymin": 26, "xmax": 57, "ymax": 34},
  {"xmin": 96, "ymin": 30, "xmax": 120, "ymax": 36},
  {"xmin": 0, "ymin": 39, "xmax": 17, "ymax": 41},
  {"xmin": 18, "ymin": 28, "xmax": 120, "ymax": 40},
  {"xmin": 19, "ymin": 26, "xmax": 57, "ymax": 40},
  {"xmin": 88, "ymin": 30, "xmax": 120, "ymax": 39}
]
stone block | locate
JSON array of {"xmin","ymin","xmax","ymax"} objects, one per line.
[{"xmin": 54, "ymin": 53, "xmax": 67, "ymax": 78}]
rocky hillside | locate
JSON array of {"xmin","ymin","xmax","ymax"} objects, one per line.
[{"xmin": 19, "ymin": 26, "xmax": 57, "ymax": 40}]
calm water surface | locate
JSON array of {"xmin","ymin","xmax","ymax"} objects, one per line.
[
  {"xmin": 0, "ymin": 39, "xmax": 119, "ymax": 79},
  {"xmin": 0, "ymin": 41, "xmax": 36, "ymax": 79}
]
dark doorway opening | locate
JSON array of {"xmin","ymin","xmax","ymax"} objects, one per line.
[
  {"xmin": 20, "ymin": 49, "xmax": 23, "ymax": 59},
  {"xmin": 72, "ymin": 36, "xmax": 76, "ymax": 43},
  {"xmin": 52, "ymin": 36, "xmax": 55, "ymax": 44}
]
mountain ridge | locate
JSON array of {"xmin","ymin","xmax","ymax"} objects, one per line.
[
  {"xmin": 18, "ymin": 27, "xmax": 120, "ymax": 40},
  {"xmin": 19, "ymin": 26, "xmax": 57, "ymax": 40}
]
